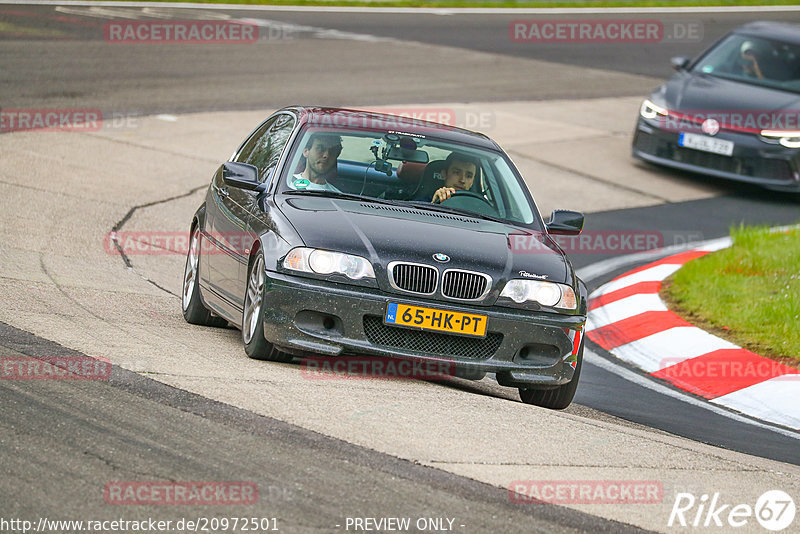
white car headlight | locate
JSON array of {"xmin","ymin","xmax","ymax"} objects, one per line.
[
  {"xmin": 760, "ymin": 130, "xmax": 800, "ymax": 148},
  {"xmin": 640, "ymin": 99, "xmax": 669, "ymax": 120},
  {"xmin": 500, "ymin": 279, "xmax": 577, "ymax": 310},
  {"xmin": 283, "ymin": 247, "xmax": 375, "ymax": 280}
]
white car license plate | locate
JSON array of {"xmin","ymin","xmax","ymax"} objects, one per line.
[{"xmin": 678, "ymin": 132, "xmax": 734, "ymax": 157}]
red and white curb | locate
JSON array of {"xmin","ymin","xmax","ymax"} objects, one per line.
[{"xmin": 586, "ymin": 238, "xmax": 800, "ymax": 431}]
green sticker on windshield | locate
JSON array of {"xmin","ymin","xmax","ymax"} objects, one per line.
[
  {"xmin": 295, "ymin": 178, "xmax": 310, "ymax": 189},
  {"xmin": 701, "ymin": 65, "xmax": 714, "ymax": 73}
]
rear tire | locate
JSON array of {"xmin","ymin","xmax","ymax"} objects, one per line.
[
  {"xmin": 242, "ymin": 252, "xmax": 292, "ymax": 362},
  {"xmin": 519, "ymin": 340, "xmax": 583, "ymax": 410},
  {"xmin": 182, "ymin": 225, "xmax": 227, "ymax": 327}
]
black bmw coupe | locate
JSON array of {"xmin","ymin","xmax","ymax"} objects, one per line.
[
  {"xmin": 182, "ymin": 107, "xmax": 587, "ymax": 409},
  {"xmin": 633, "ymin": 21, "xmax": 800, "ymax": 193}
]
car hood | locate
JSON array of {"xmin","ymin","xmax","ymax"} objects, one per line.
[
  {"xmin": 277, "ymin": 196, "xmax": 573, "ymax": 299},
  {"xmin": 659, "ymin": 71, "xmax": 800, "ymax": 113}
]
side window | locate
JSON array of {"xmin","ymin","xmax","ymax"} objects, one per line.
[
  {"xmin": 247, "ymin": 114, "xmax": 296, "ymax": 183},
  {"xmin": 234, "ymin": 118, "xmax": 276, "ymax": 164}
]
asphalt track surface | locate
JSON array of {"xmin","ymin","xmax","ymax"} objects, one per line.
[
  {"xmin": 2, "ymin": 5, "xmax": 799, "ymax": 114},
  {"xmin": 199, "ymin": 10, "xmax": 800, "ymax": 77},
  {"xmin": 2, "ymin": 4, "xmax": 800, "ymax": 533},
  {"xmin": 0, "ymin": 322, "xmax": 640, "ymax": 533}
]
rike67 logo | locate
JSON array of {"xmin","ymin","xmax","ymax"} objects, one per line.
[{"xmin": 669, "ymin": 490, "xmax": 795, "ymax": 531}]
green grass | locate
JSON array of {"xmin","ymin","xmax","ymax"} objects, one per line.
[
  {"xmin": 665, "ymin": 224, "xmax": 800, "ymax": 366},
  {"xmin": 90, "ymin": 0, "xmax": 800, "ymax": 8}
]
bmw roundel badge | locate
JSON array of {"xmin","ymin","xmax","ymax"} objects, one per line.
[{"xmin": 433, "ymin": 253, "xmax": 450, "ymax": 263}]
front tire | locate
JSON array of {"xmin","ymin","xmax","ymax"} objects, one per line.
[
  {"xmin": 182, "ymin": 225, "xmax": 227, "ymax": 327},
  {"xmin": 242, "ymin": 252, "xmax": 292, "ymax": 362},
  {"xmin": 519, "ymin": 340, "xmax": 583, "ymax": 410}
]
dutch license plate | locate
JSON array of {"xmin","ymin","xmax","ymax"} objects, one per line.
[
  {"xmin": 678, "ymin": 132, "xmax": 734, "ymax": 156},
  {"xmin": 384, "ymin": 303, "xmax": 487, "ymax": 338}
]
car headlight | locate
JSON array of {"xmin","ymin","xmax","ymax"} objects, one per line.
[
  {"xmin": 283, "ymin": 247, "xmax": 375, "ymax": 280},
  {"xmin": 640, "ymin": 99, "xmax": 669, "ymax": 120},
  {"xmin": 760, "ymin": 130, "xmax": 800, "ymax": 148},
  {"xmin": 499, "ymin": 280, "xmax": 577, "ymax": 310}
]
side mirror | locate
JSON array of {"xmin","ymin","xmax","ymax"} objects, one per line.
[
  {"xmin": 222, "ymin": 162, "xmax": 264, "ymax": 191},
  {"xmin": 671, "ymin": 56, "xmax": 690, "ymax": 71},
  {"xmin": 546, "ymin": 210, "xmax": 584, "ymax": 235}
]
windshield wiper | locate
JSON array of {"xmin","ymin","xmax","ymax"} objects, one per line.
[
  {"xmin": 283, "ymin": 191, "xmax": 513, "ymax": 224},
  {"xmin": 401, "ymin": 200, "xmax": 509, "ymax": 224},
  {"xmin": 283, "ymin": 190, "xmax": 397, "ymax": 206}
]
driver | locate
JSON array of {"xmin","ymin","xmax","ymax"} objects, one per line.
[
  {"xmin": 739, "ymin": 40, "xmax": 766, "ymax": 79},
  {"xmin": 432, "ymin": 152, "xmax": 479, "ymax": 203},
  {"xmin": 291, "ymin": 133, "xmax": 342, "ymax": 191}
]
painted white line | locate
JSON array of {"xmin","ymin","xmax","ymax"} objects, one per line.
[
  {"xmin": 695, "ymin": 236, "xmax": 733, "ymax": 252},
  {"xmin": 712, "ymin": 376, "xmax": 800, "ymax": 431},
  {"xmin": 590, "ymin": 262, "xmax": 681, "ymax": 298},
  {"xmin": 55, "ymin": 5, "xmax": 146, "ymax": 19},
  {"xmin": 577, "ymin": 237, "xmax": 732, "ymax": 285},
  {"xmin": 238, "ymin": 17, "xmax": 392, "ymax": 42},
  {"xmin": 5, "ymin": 1, "xmax": 800, "ymax": 15},
  {"xmin": 584, "ymin": 348, "xmax": 800, "ymax": 441},
  {"xmin": 55, "ymin": 5, "xmax": 234, "ymax": 20},
  {"xmin": 614, "ymin": 326, "xmax": 739, "ymax": 373},
  {"xmin": 585, "ymin": 293, "xmax": 666, "ymax": 332}
]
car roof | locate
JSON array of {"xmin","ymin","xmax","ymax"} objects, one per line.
[
  {"xmin": 281, "ymin": 106, "xmax": 501, "ymax": 152},
  {"xmin": 734, "ymin": 21, "xmax": 800, "ymax": 45}
]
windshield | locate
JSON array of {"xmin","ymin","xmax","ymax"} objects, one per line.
[
  {"xmin": 692, "ymin": 33, "xmax": 800, "ymax": 93},
  {"xmin": 279, "ymin": 126, "xmax": 541, "ymax": 228}
]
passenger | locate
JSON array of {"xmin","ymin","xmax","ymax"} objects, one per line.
[
  {"xmin": 431, "ymin": 152, "xmax": 480, "ymax": 203},
  {"xmin": 291, "ymin": 133, "xmax": 342, "ymax": 191}
]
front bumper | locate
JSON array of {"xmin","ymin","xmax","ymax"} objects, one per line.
[
  {"xmin": 632, "ymin": 118, "xmax": 800, "ymax": 193},
  {"xmin": 260, "ymin": 271, "xmax": 585, "ymax": 388}
]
